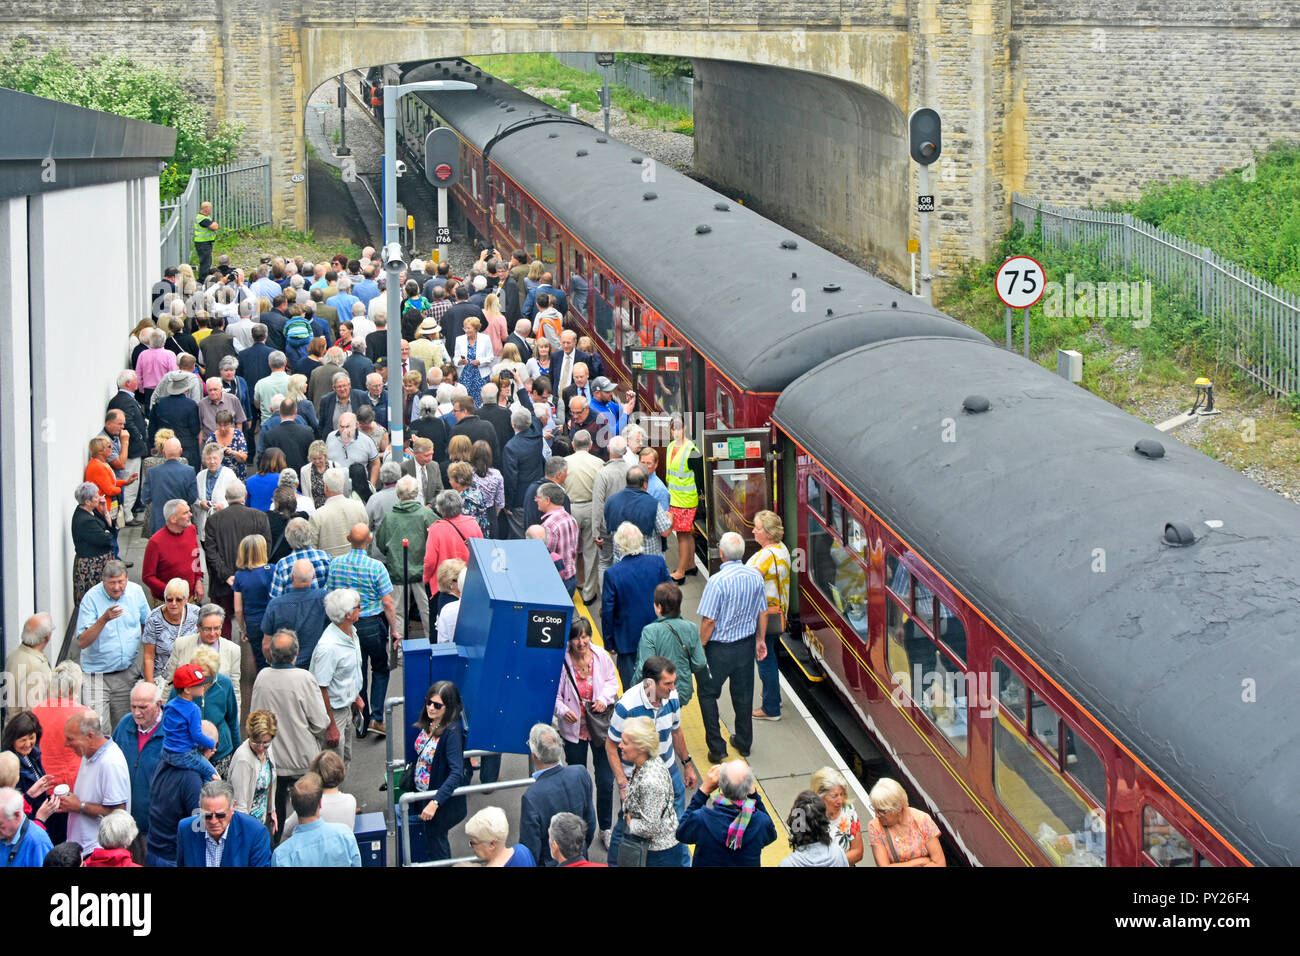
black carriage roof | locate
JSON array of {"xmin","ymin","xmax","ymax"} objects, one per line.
[
  {"xmin": 773, "ymin": 336, "xmax": 1300, "ymax": 866},
  {"xmin": 406, "ymin": 61, "xmax": 987, "ymax": 392}
]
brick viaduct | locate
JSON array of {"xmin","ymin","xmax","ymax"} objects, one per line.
[{"xmin": 2, "ymin": 1, "xmax": 1296, "ymax": 283}]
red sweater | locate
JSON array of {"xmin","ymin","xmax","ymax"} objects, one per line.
[{"xmin": 142, "ymin": 524, "xmax": 202, "ymax": 600}]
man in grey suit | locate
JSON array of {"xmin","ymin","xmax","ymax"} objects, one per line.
[
  {"xmin": 590, "ymin": 435, "xmax": 630, "ymax": 592},
  {"xmin": 139, "ymin": 437, "xmax": 197, "ymax": 533},
  {"xmin": 399, "ymin": 437, "xmax": 444, "ymax": 508}
]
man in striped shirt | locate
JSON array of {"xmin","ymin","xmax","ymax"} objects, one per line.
[
  {"xmin": 536, "ymin": 483, "xmax": 579, "ymax": 595},
  {"xmin": 696, "ymin": 532, "xmax": 769, "ymax": 764},
  {"xmin": 324, "ymin": 524, "xmax": 397, "ymax": 738},
  {"xmin": 605, "ymin": 656, "xmax": 698, "ymax": 864},
  {"xmin": 268, "ymin": 518, "xmax": 332, "ymax": 598}
]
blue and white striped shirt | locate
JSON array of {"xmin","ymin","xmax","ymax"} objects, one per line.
[
  {"xmin": 607, "ymin": 681, "xmax": 681, "ymax": 777},
  {"xmin": 697, "ymin": 560, "xmax": 768, "ymax": 644}
]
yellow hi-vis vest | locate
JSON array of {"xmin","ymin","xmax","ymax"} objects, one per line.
[
  {"xmin": 665, "ymin": 438, "xmax": 699, "ymax": 508},
  {"xmin": 194, "ymin": 212, "xmax": 215, "ymax": 245}
]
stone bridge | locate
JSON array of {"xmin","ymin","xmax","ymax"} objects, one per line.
[{"xmin": 3, "ymin": 1, "xmax": 1296, "ymax": 283}]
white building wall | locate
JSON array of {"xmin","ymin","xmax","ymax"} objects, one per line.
[{"xmin": 3, "ymin": 177, "xmax": 161, "ymax": 672}]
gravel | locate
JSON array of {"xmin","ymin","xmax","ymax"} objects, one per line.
[{"xmin": 520, "ymin": 86, "xmax": 695, "ymax": 171}]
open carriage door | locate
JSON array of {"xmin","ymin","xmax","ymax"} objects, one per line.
[{"xmin": 701, "ymin": 427, "xmax": 773, "ymax": 573}]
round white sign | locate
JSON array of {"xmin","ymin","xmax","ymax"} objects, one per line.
[{"xmin": 995, "ymin": 255, "xmax": 1047, "ymax": 309}]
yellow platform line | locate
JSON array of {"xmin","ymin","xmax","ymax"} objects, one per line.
[{"xmin": 573, "ymin": 595, "xmax": 790, "ymax": 866}]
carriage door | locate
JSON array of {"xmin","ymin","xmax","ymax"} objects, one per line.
[
  {"xmin": 626, "ymin": 345, "xmax": 691, "ymax": 422},
  {"xmin": 701, "ymin": 428, "xmax": 773, "ymax": 573}
]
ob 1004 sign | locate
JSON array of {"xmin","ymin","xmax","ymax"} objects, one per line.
[{"xmin": 996, "ymin": 255, "xmax": 1047, "ymax": 309}]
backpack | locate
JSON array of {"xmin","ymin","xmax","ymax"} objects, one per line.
[{"xmin": 284, "ymin": 316, "xmax": 314, "ymax": 344}]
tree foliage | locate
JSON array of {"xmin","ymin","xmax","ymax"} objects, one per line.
[
  {"xmin": 0, "ymin": 39, "xmax": 242, "ymax": 198},
  {"xmin": 614, "ymin": 54, "xmax": 694, "ymax": 79}
]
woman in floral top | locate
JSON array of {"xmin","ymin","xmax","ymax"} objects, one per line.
[
  {"xmin": 865, "ymin": 776, "xmax": 946, "ymax": 867},
  {"xmin": 229, "ymin": 709, "xmax": 277, "ymax": 835},
  {"xmin": 812, "ymin": 766, "xmax": 864, "ymax": 865},
  {"xmin": 408, "ymin": 681, "xmax": 467, "ymax": 862},
  {"xmin": 447, "ymin": 461, "xmax": 491, "ymax": 538},
  {"xmin": 618, "ymin": 716, "xmax": 683, "ymax": 867},
  {"xmin": 213, "ymin": 409, "xmax": 248, "ymax": 480}
]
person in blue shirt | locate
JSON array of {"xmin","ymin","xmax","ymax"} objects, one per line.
[
  {"xmin": 273, "ymin": 773, "xmax": 360, "ymax": 866},
  {"xmin": 465, "ymin": 805, "xmax": 536, "ymax": 867},
  {"xmin": 0, "ymin": 786, "xmax": 53, "ymax": 867},
  {"xmin": 588, "ymin": 377, "xmax": 632, "ymax": 438},
  {"xmin": 160, "ymin": 664, "xmax": 220, "ymax": 780}
]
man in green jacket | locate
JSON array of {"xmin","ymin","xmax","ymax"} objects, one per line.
[
  {"xmin": 374, "ymin": 475, "xmax": 436, "ymax": 639},
  {"xmin": 194, "ymin": 201, "xmax": 219, "ymax": 281},
  {"xmin": 634, "ymin": 580, "xmax": 707, "ymax": 707}
]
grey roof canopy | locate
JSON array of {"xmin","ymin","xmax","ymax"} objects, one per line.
[
  {"xmin": 773, "ymin": 336, "xmax": 1300, "ymax": 866},
  {"xmin": 409, "ymin": 61, "xmax": 987, "ymax": 393},
  {"xmin": 0, "ymin": 87, "xmax": 177, "ymax": 201}
]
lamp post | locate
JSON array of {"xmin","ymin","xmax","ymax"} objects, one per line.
[
  {"xmin": 596, "ymin": 53, "xmax": 614, "ymax": 135},
  {"xmin": 381, "ymin": 77, "xmax": 476, "ymax": 454}
]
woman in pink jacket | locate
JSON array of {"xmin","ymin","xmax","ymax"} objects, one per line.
[
  {"xmin": 555, "ymin": 617, "xmax": 618, "ymax": 848},
  {"xmin": 134, "ymin": 327, "xmax": 178, "ymax": 408}
]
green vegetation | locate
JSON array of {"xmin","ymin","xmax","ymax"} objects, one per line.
[
  {"xmin": 1111, "ymin": 142, "xmax": 1300, "ymax": 293},
  {"xmin": 0, "ymin": 39, "xmax": 241, "ymax": 199},
  {"xmin": 467, "ymin": 53, "xmax": 693, "ymax": 134},
  {"xmin": 209, "ymin": 226, "xmax": 361, "ymax": 271},
  {"xmin": 615, "ymin": 53, "xmax": 693, "ymax": 79}
]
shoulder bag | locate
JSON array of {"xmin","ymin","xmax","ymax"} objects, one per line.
[
  {"xmin": 615, "ymin": 765, "xmax": 670, "ymax": 868},
  {"xmin": 663, "ymin": 620, "xmax": 711, "ymax": 682},
  {"xmin": 563, "ymin": 658, "xmax": 613, "ymax": 742}
]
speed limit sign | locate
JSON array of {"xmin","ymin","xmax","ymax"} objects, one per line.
[{"xmin": 995, "ymin": 255, "xmax": 1046, "ymax": 309}]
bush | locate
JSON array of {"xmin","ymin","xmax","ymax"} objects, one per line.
[{"xmin": 0, "ymin": 39, "xmax": 242, "ymax": 199}]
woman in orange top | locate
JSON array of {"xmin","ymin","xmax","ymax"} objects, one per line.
[{"xmin": 84, "ymin": 436, "xmax": 137, "ymax": 560}]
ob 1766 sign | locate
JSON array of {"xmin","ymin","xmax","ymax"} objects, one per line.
[
  {"xmin": 526, "ymin": 610, "xmax": 566, "ymax": 649},
  {"xmin": 996, "ymin": 255, "xmax": 1046, "ymax": 309},
  {"xmin": 435, "ymin": 227, "xmax": 452, "ymax": 245}
]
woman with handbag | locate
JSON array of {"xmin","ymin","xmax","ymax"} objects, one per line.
[
  {"xmin": 555, "ymin": 618, "xmax": 618, "ymax": 848},
  {"xmin": 404, "ymin": 680, "xmax": 467, "ymax": 863},
  {"xmin": 616, "ymin": 715, "xmax": 684, "ymax": 867},
  {"xmin": 747, "ymin": 510, "xmax": 791, "ymax": 722},
  {"xmin": 634, "ymin": 580, "xmax": 709, "ymax": 708}
]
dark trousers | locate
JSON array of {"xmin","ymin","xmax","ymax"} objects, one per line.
[
  {"xmin": 356, "ymin": 613, "xmax": 390, "ymax": 726},
  {"xmin": 563, "ymin": 738, "xmax": 614, "ymax": 831},
  {"xmin": 698, "ymin": 635, "xmax": 756, "ymax": 757},
  {"xmin": 503, "ymin": 506, "xmax": 526, "ymax": 540},
  {"xmin": 615, "ymin": 652, "xmax": 638, "ymax": 693},
  {"xmin": 274, "ymin": 773, "xmax": 300, "ymax": 843},
  {"xmin": 213, "ymin": 590, "xmax": 235, "ymax": 639},
  {"xmin": 195, "ymin": 240, "xmax": 213, "ymax": 280},
  {"xmin": 246, "ymin": 619, "xmax": 267, "ymax": 672}
]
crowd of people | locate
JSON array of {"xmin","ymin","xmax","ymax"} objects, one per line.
[{"xmin": 0, "ymin": 245, "xmax": 947, "ymax": 868}]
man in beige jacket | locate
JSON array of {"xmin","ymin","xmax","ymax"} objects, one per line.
[{"xmin": 250, "ymin": 629, "xmax": 330, "ymax": 837}]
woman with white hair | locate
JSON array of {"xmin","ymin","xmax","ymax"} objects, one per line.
[
  {"xmin": 277, "ymin": 467, "xmax": 315, "ymax": 516},
  {"xmin": 300, "ymin": 440, "xmax": 349, "ymax": 509},
  {"xmin": 865, "ymin": 776, "xmax": 945, "ymax": 867},
  {"xmin": 193, "ymin": 441, "xmax": 237, "ymax": 539},
  {"xmin": 71, "ymin": 481, "xmax": 116, "ymax": 605},
  {"xmin": 141, "ymin": 578, "xmax": 201, "ymax": 684},
  {"xmin": 810, "ymin": 766, "xmax": 864, "ymax": 865},
  {"xmin": 83, "ymin": 809, "xmax": 142, "ymax": 867},
  {"xmin": 285, "ymin": 373, "xmax": 319, "ymax": 436},
  {"xmin": 615, "ymin": 715, "xmax": 682, "ymax": 867},
  {"xmin": 465, "ymin": 805, "xmax": 535, "ymax": 867}
]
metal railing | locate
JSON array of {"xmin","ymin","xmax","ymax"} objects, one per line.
[
  {"xmin": 160, "ymin": 156, "xmax": 273, "ymax": 270},
  {"xmin": 552, "ymin": 53, "xmax": 694, "ymax": 113},
  {"xmin": 382, "ymin": 696, "xmax": 534, "ymax": 867},
  {"xmin": 1012, "ymin": 192, "xmax": 1300, "ymax": 398}
]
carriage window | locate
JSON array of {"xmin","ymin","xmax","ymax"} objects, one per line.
[
  {"xmin": 808, "ymin": 511, "xmax": 836, "ymax": 604},
  {"xmin": 848, "ymin": 518, "xmax": 868, "ymax": 560},
  {"xmin": 1031, "ymin": 696, "xmax": 1062, "ymax": 757},
  {"xmin": 936, "ymin": 600, "xmax": 966, "ymax": 665},
  {"xmin": 523, "ymin": 219, "xmax": 538, "ymax": 258},
  {"xmin": 830, "ymin": 547, "xmax": 869, "ymax": 640},
  {"xmin": 715, "ymin": 386, "xmax": 734, "ymax": 428},
  {"xmin": 914, "ymin": 578, "xmax": 935, "ymax": 626},
  {"xmin": 568, "ymin": 251, "xmax": 588, "ymax": 319},
  {"xmin": 591, "ymin": 286, "xmax": 615, "ymax": 350},
  {"xmin": 539, "ymin": 231, "xmax": 556, "ymax": 269},
  {"xmin": 1142, "ymin": 807, "xmax": 1200, "ymax": 867},
  {"xmin": 807, "ymin": 475, "xmax": 822, "ymax": 515},
  {"xmin": 508, "ymin": 203, "xmax": 521, "ymax": 242},
  {"xmin": 993, "ymin": 657, "xmax": 1027, "ymax": 722},
  {"xmin": 888, "ymin": 558, "xmax": 913, "ymax": 611},
  {"xmin": 995, "ymin": 719, "xmax": 1106, "ymax": 866},
  {"xmin": 887, "ymin": 597, "xmax": 965, "ymax": 755},
  {"xmin": 829, "ymin": 497, "xmax": 844, "ymax": 539}
]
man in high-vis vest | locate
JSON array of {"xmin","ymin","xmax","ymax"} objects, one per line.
[
  {"xmin": 193, "ymin": 201, "xmax": 219, "ymax": 281},
  {"xmin": 665, "ymin": 417, "xmax": 701, "ymax": 582}
]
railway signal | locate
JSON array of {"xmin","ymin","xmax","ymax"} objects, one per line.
[
  {"xmin": 908, "ymin": 108, "xmax": 942, "ymax": 303},
  {"xmin": 425, "ymin": 126, "xmax": 460, "ymax": 267}
]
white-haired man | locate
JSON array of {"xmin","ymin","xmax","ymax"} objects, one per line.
[
  {"xmin": 4, "ymin": 613, "xmax": 53, "ymax": 710},
  {"xmin": 312, "ymin": 588, "xmax": 365, "ymax": 763},
  {"xmin": 519, "ymin": 723, "xmax": 597, "ymax": 867},
  {"xmin": 111, "ymin": 680, "xmax": 166, "ymax": 837},
  {"xmin": 63, "ymin": 710, "xmax": 131, "ymax": 854},
  {"xmin": 676, "ymin": 759, "xmax": 777, "ymax": 867},
  {"xmin": 0, "ymin": 785, "xmax": 53, "ymax": 867},
  {"xmin": 203, "ymin": 479, "xmax": 271, "ymax": 636},
  {"xmin": 696, "ymin": 531, "xmax": 769, "ymax": 764}
]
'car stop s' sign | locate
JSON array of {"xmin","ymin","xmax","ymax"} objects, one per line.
[{"xmin": 526, "ymin": 610, "xmax": 567, "ymax": 649}]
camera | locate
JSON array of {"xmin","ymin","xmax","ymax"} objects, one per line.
[
  {"xmin": 394, "ymin": 159, "xmax": 407, "ymax": 177},
  {"xmin": 384, "ymin": 242, "xmax": 405, "ymax": 272}
]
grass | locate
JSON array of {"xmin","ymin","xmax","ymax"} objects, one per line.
[
  {"xmin": 467, "ymin": 53, "xmax": 694, "ymax": 133},
  {"xmin": 207, "ymin": 226, "xmax": 362, "ymax": 272}
]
